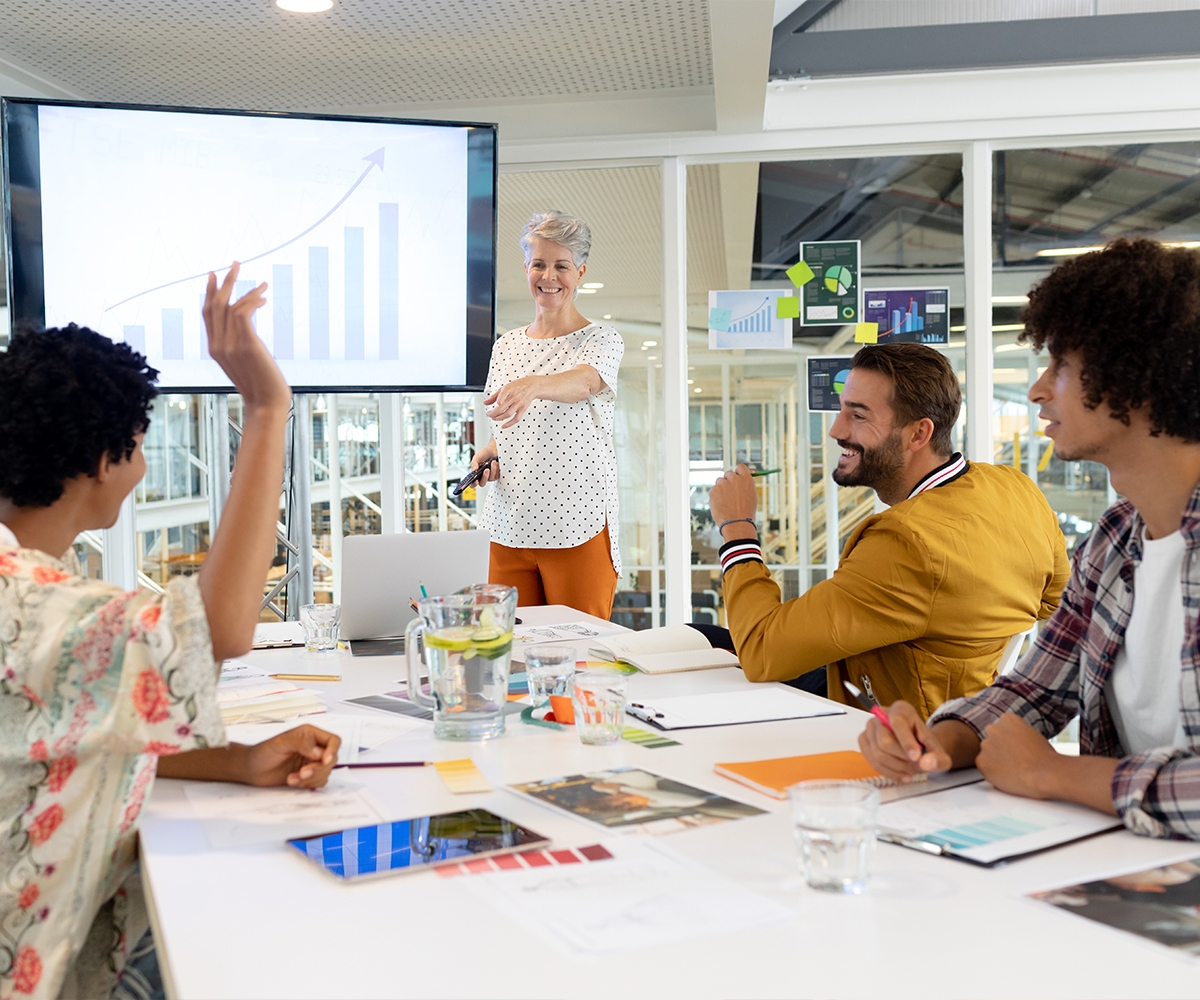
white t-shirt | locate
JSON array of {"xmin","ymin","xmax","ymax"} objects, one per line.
[
  {"xmin": 1105, "ymin": 528, "xmax": 1188, "ymax": 754},
  {"xmin": 482, "ymin": 324, "xmax": 624, "ymax": 572}
]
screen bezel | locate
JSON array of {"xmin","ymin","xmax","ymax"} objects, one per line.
[
  {"xmin": 1, "ymin": 96, "xmax": 497, "ymax": 393},
  {"xmin": 286, "ymin": 809, "xmax": 550, "ymax": 882}
]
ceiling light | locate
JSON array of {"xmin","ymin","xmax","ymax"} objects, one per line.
[
  {"xmin": 642, "ymin": 340, "xmax": 658, "ymax": 347},
  {"xmin": 994, "ymin": 343, "xmax": 1027, "ymax": 353},
  {"xmin": 694, "ymin": 387, "xmax": 702, "ymax": 393},
  {"xmin": 991, "ymin": 295, "xmax": 1028, "ymax": 305},
  {"xmin": 577, "ymin": 288, "xmax": 597, "ymax": 294},
  {"xmin": 582, "ymin": 282, "xmax": 604, "ymax": 289},
  {"xmin": 1037, "ymin": 239, "xmax": 1200, "ymax": 258},
  {"xmin": 603, "ymin": 314, "xmax": 612, "ymax": 319},
  {"xmin": 647, "ymin": 355, "xmax": 658, "ymax": 360},
  {"xmin": 687, "ymin": 379, "xmax": 694, "ymax": 384},
  {"xmin": 276, "ymin": 0, "xmax": 332, "ymax": 10}
]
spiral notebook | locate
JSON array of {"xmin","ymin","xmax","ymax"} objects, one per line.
[{"xmin": 714, "ymin": 750, "xmax": 982, "ymax": 802}]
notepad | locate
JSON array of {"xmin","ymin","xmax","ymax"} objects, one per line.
[
  {"xmin": 588, "ymin": 625, "xmax": 739, "ymax": 674},
  {"xmin": 714, "ymin": 750, "xmax": 983, "ymax": 802},
  {"xmin": 626, "ymin": 688, "xmax": 844, "ymax": 731},
  {"xmin": 433, "ymin": 759, "xmax": 492, "ymax": 794}
]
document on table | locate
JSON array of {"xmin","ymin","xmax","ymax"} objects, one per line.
[
  {"xmin": 462, "ymin": 837, "xmax": 793, "ymax": 955},
  {"xmin": 224, "ymin": 711, "xmax": 419, "ymax": 765},
  {"xmin": 251, "ymin": 621, "xmax": 305, "ymax": 648},
  {"xmin": 183, "ymin": 778, "xmax": 386, "ymax": 849},
  {"xmin": 625, "ymin": 688, "xmax": 845, "ymax": 730},
  {"xmin": 877, "ymin": 782, "xmax": 1122, "ymax": 866}
]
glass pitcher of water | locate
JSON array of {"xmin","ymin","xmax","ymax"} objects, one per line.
[{"xmin": 405, "ymin": 584, "xmax": 517, "ymax": 740}]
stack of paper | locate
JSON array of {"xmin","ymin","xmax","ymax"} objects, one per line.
[{"xmin": 217, "ymin": 666, "xmax": 326, "ymax": 726}]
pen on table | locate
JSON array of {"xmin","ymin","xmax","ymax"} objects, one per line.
[
  {"xmin": 334, "ymin": 761, "xmax": 430, "ymax": 769},
  {"xmin": 270, "ymin": 673, "xmax": 341, "ymax": 682},
  {"xmin": 751, "ymin": 467, "xmax": 782, "ymax": 477}
]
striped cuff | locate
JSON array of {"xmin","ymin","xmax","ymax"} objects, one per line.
[{"xmin": 719, "ymin": 538, "xmax": 764, "ymax": 575}]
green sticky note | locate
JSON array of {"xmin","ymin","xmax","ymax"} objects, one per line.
[
  {"xmin": 708, "ymin": 307, "xmax": 733, "ymax": 332},
  {"xmin": 854, "ymin": 322, "xmax": 879, "ymax": 344},
  {"xmin": 786, "ymin": 260, "xmax": 816, "ymax": 287},
  {"xmin": 776, "ymin": 296, "xmax": 800, "ymax": 319}
]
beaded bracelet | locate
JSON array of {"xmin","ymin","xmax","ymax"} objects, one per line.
[{"xmin": 717, "ymin": 517, "xmax": 759, "ymax": 534}]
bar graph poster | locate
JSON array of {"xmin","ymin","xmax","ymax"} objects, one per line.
[
  {"xmin": 798, "ymin": 240, "xmax": 860, "ymax": 327},
  {"xmin": 707, "ymin": 290, "xmax": 794, "ymax": 350},
  {"xmin": 37, "ymin": 105, "xmax": 470, "ymax": 390},
  {"xmin": 807, "ymin": 356, "xmax": 854, "ymax": 411},
  {"xmin": 861, "ymin": 288, "xmax": 949, "ymax": 345}
]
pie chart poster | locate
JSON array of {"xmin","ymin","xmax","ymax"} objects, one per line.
[
  {"xmin": 807, "ymin": 355, "xmax": 855, "ymax": 412},
  {"xmin": 799, "ymin": 240, "xmax": 861, "ymax": 326}
]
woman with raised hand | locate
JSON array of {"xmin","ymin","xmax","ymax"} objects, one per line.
[
  {"xmin": 469, "ymin": 211, "xmax": 624, "ymax": 619},
  {"xmin": 0, "ymin": 264, "xmax": 340, "ymax": 1000}
]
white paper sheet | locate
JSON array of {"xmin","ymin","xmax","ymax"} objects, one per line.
[
  {"xmin": 219, "ymin": 659, "xmax": 270, "ymax": 682},
  {"xmin": 251, "ymin": 621, "xmax": 306, "ymax": 648},
  {"xmin": 463, "ymin": 838, "xmax": 793, "ymax": 955},
  {"xmin": 626, "ymin": 688, "xmax": 844, "ymax": 730},
  {"xmin": 224, "ymin": 711, "xmax": 420, "ymax": 766},
  {"xmin": 183, "ymin": 778, "xmax": 385, "ymax": 849},
  {"xmin": 513, "ymin": 621, "xmax": 626, "ymax": 644}
]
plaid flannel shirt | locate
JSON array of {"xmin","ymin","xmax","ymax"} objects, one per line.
[{"xmin": 932, "ymin": 484, "xmax": 1200, "ymax": 840}]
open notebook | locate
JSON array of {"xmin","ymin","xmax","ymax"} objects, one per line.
[{"xmin": 588, "ymin": 625, "xmax": 739, "ymax": 675}]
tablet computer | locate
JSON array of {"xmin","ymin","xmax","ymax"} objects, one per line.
[{"xmin": 287, "ymin": 808, "xmax": 550, "ymax": 882}]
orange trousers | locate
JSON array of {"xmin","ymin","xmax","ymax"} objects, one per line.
[{"xmin": 488, "ymin": 523, "xmax": 617, "ymax": 620}]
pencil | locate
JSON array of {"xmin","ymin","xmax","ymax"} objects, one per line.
[
  {"xmin": 334, "ymin": 761, "xmax": 429, "ymax": 769},
  {"xmin": 270, "ymin": 673, "xmax": 341, "ymax": 682},
  {"xmin": 751, "ymin": 467, "xmax": 782, "ymax": 477}
]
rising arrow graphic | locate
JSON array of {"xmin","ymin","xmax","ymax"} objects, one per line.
[{"xmin": 105, "ymin": 147, "xmax": 386, "ymax": 312}]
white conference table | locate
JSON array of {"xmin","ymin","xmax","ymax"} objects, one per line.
[{"xmin": 141, "ymin": 606, "xmax": 1200, "ymax": 999}]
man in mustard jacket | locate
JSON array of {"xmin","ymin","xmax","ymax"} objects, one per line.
[{"xmin": 709, "ymin": 343, "xmax": 1069, "ymax": 719}]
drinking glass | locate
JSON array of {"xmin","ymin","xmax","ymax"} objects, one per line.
[
  {"xmin": 524, "ymin": 645, "xmax": 576, "ymax": 707},
  {"xmin": 571, "ymin": 670, "xmax": 627, "ymax": 746},
  {"xmin": 300, "ymin": 603, "xmax": 340, "ymax": 652},
  {"xmin": 405, "ymin": 584, "xmax": 517, "ymax": 740},
  {"xmin": 789, "ymin": 780, "xmax": 879, "ymax": 894}
]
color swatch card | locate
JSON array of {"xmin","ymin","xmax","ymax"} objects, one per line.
[
  {"xmin": 878, "ymin": 782, "xmax": 1121, "ymax": 866},
  {"xmin": 433, "ymin": 759, "xmax": 492, "ymax": 795},
  {"xmin": 436, "ymin": 843, "xmax": 613, "ymax": 877}
]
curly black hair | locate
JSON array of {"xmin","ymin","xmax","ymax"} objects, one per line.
[
  {"xmin": 0, "ymin": 324, "xmax": 159, "ymax": 506},
  {"xmin": 1021, "ymin": 238, "xmax": 1200, "ymax": 441}
]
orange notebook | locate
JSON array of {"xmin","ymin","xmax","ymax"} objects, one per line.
[{"xmin": 714, "ymin": 750, "xmax": 901, "ymax": 799}]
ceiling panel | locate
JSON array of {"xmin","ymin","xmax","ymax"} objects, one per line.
[{"xmin": 0, "ymin": 0, "xmax": 712, "ymax": 109}]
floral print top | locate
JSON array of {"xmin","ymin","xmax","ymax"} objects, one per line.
[{"xmin": 0, "ymin": 527, "xmax": 225, "ymax": 999}]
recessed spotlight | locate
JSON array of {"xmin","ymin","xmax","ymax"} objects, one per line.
[
  {"xmin": 277, "ymin": 0, "xmax": 332, "ymax": 11},
  {"xmin": 642, "ymin": 340, "xmax": 658, "ymax": 347},
  {"xmin": 603, "ymin": 314, "xmax": 612, "ymax": 319},
  {"xmin": 687, "ymin": 379, "xmax": 694, "ymax": 384},
  {"xmin": 694, "ymin": 387, "xmax": 702, "ymax": 393},
  {"xmin": 583, "ymin": 282, "xmax": 604, "ymax": 289},
  {"xmin": 577, "ymin": 288, "xmax": 597, "ymax": 294},
  {"xmin": 647, "ymin": 355, "xmax": 658, "ymax": 360}
]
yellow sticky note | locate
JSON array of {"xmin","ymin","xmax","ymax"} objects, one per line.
[
  {"xmin": 433, "ymin": 758, "xmax": 492, "ymax": 794},
  {"xmin": 786, "ymin": 260, "xmax": 816, "ymax": 287},
  {"xmin": 776, "ymin": 296, "xmax": 800, "ymax": 319},
  {"xmin": 854, "ymin": 322, "xmax": 879, "ymax": 344}
]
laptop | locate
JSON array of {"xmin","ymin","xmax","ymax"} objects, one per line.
[{"xmin": 340, "ymin": 530, "xmax": 492, "ymax": 642}]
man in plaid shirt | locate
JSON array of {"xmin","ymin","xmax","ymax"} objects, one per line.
[{"xmin": 860, "ymin": 239, "xmax": 1200, "ymax": 840}]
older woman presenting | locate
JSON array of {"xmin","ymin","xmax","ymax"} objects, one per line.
[{"xmin": 470, "ymin": 211, "xmax": 624, "ymax": 619}]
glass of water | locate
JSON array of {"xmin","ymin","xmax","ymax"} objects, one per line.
[
  {"xmin": 789, "ymin": 780, "xmax": 879, "ymax": 894},
  {"xmin": 300, "ymin": 603, "xmax": 340, "ymax": 652},
  {"xmin": 524, "ymin": 645, "xmax": 576, "ymax": 707},
  {"xmin": 571, "ymin": 670, "xmax": 627, "ymax": 745}
]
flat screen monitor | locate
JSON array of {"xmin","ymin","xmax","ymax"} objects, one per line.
[{"xmin": 2, "ymin": 98, "xmax": 496, "ymax": 392}]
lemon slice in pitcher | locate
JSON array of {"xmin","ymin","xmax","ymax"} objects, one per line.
[{"xmin": 426, "ymin": 626, "xmax": 479, "ymax": 651}]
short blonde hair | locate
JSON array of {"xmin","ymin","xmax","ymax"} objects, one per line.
[{"xmin": 520, "ymin": 210, "xmax": 592, "ymax": 267}]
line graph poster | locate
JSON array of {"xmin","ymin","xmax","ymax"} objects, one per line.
[
  {"xmin": 707, "ymin": 289, "xmax": 793, "ymax": 350},
  {"xmin": 37, "ymin": 105, "xmax": 469, "ymax": 389},
  {"xmin": 861, "ymin": 287, "xmax": 949, "ymax": 345}
]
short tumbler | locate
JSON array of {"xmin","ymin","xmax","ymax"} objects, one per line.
[
  {"xmin": 524, "ymin": 645, "xmax": 576, "ymax": 707},
  {"xmin": 570, "ymin": 670, "xmax": 627, "ymax": 745},
  {"xmin": 789, "ymin": 780, "xmax": 879, "ymax": 894},
  {"xmin": 300, "ymin": 603, "xmax": 341, "ymax": 652}
]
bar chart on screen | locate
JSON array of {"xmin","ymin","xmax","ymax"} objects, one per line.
[{"xmin": 37, "ymin": 105, "xmax": 471, "ymax": 389}]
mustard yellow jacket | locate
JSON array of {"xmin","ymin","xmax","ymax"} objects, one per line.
[{"xmin": 724, "ymin": 462, "xmax": 1069, "ymax": 719}]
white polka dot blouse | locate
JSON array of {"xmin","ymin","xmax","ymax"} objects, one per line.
[{"xmin": 481, "ymin": 323, "xmax": 624, "ymax": 574}]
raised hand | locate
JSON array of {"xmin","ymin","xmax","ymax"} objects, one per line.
[{"xmin": 202, "ymin": 262, "xmax": 291, "ymax": 414}]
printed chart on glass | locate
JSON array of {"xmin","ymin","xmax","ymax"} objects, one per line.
[
  {"xmin": 861, "ymin": 288, "xmax": 950, "ymax": 344},
  {"xmin": 707, "ymin": 289, "xmax": 795, "ymax": 350},
  {"xmin": 798, "ymin": 240, "xmax": 860, "ymax": 326}
]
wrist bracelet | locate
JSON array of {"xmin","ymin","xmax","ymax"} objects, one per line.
[{"xmin": 718, "ymin": 518, "xmax": 758, "ymax": 534}]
